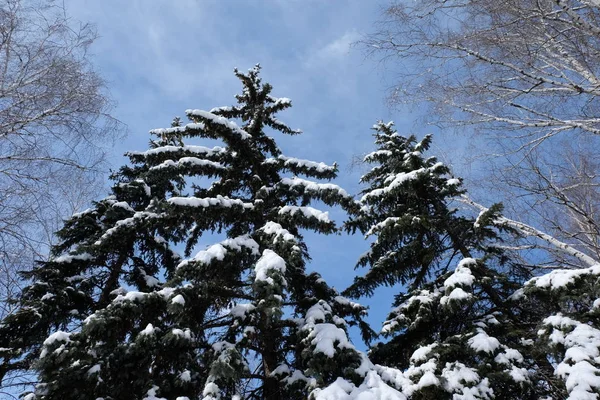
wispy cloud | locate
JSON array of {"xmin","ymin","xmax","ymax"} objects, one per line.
[{"xmin": 305, "ymin": 30, "xmax": 362, "ymax": 68}]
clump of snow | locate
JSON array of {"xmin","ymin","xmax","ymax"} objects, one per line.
[
  {"xmin": 52, "ymin": 253, "xmax": 93, "ymax": 264},
  {"xmin": 305, "ymin": 323, "xmax": 354, "ymax": 358},
  {"xmin": 311, "ymin": 372, "xmax": 407, "ymax": 400},
  {"xmin": 275, "ymin": 155, "xmax": 336, "ymax": 174},
  {"xmin": 40, "ymin": 331, "xmax": 71, "ymax": 358},
  {"xmin": 254, "ymin": 249, "xmax": 286, "ymax": 286},
  {"xmin": 229, "ymin": 303, "xmax": 256, "ymax": 319},
  {"xmin": 541, "ymin": 314, "xmax": 600, "ymax": 399},
  {"xmin": 468, "ymin": 329, "xmax": 501, "ymax": 354},
  {"xmin": 139, "ymin": 323, "xmax": 156, "ymax": 336},
  {"xmin": 443, "ymin": 258, "xmax": 476, "ymax": 288},
  {"xmin": 365, "ymin": 217, "xmax": 400, "ymax": 238},
  {"xmin": 171, "ymin": 294, "xmax": 185, "ymax": 305},
  {"xmin": 132, "ymin": 144, "xmax": 225, "ymax": 157},
  {"xmin": 185, "ymin": 109, "xmax": 251, "ymax": 139},
  {"xmin": 177, "ymin": 235, "xmax": 259, "ymax": 270},
  {"xmin": 87, "ymin": 364, "xmax": 101, "ymax": 375},
  {"xmin": 441, "ymin": 362, "xmax": 493, "ymax": 399},
  {"xmin": 148, "ymin": 123, "xmax": 204, "ymax": 137},
  {"xmin": 171, "ymin": 328, "xmax": 192, "ymax": 340},
  {"xmin": 150, "ymin": 158, "xmax": 224, "ymax": 172},
  {"xmin": 168, "ymin": 195, "xmax": 254, "ymax": 210},
  {"xmin": 143, "ymin": 386, "xmax": 167, "ymax": 400},
  {"xmin": 279, "ymin": 177, "xmax": 349, "ymax": 198},
  {"xmin": 279, "ymin": 205, "xmax": 331, "ymax": 223},
  {"xmin": 527, "ymin": 264, "xmax": 600, "ymax": 290},
  {"xmin": 410, "ymin": 344, "xmax": 437, "ymax": 363},
  {"xmin": 440, "ymin": 287, "xmax": 472, "ymax": 306},
  {"xmin": 43, "ymin": 331, "xmax": 71, "ymax": 346},
  {"xmin": 260, "ymin": 221, "xmax": 296, "ymax": 243},
  {"xmin": 95, "ymin": 211, "xmax": 159, "ymax": 245},
  {"xmin": 361, "ymin": 162, "xmax": 444, "ymax": 203},
  {"xmin": 40, "ymin": 293, "xmax": 55, "ymax": 301},
  {"xmin": 179, "ymin": 370, "xmax": 191, "ymax": 382},
  {"xmin": 333, "ymin": 296, "xmax": 364, "ymax": 311}
]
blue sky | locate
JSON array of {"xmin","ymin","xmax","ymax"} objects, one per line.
[{"xmin": 63, "ymin": 0, "xmax": 458, "ymax": 344}]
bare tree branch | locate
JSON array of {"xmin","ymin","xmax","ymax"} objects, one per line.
[{"xmin": 0, "ymin": 0, "xmax": 123, "ymax": 390}]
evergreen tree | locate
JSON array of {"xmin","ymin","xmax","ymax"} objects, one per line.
[
  {"xmin": 345, "ymin": 122, "xmax": 539, "ymax": 398},
  {"xmin": 1, "ymin": 67, "xmax": 407, "ymax": 400}
]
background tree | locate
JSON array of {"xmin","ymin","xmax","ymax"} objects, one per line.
[
  {"xmin": 344, "ymin": 122, "xmax": 546, "ymax": 398},
  {"xmin": 0, "ymin": 0, "xmax": 121, "ymax": 325},
  {"xmin": 365, "ymin": 0, "xmax": 600, "ymax": 271}
]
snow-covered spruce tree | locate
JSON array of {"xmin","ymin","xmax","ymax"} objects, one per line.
[
  {"xmin": 345, "ymin": 122, "xmax": 540, "ymax": 398},
  {"xmin": 1, "ymin": 67, "xmax": 408, "ymax": 400}
]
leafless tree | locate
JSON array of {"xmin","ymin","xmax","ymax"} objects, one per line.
[
  {"xmin": 0, "ymin": 0, "xmax": 121, "ymax": 388},
  {"xmin": 366, "ymin": 0, "xmax": 600, "ymax": 269}
]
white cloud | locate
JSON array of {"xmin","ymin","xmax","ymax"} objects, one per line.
[{"xmin": 305, "ymin": 30, "xmax": 361, "ymax": 69}]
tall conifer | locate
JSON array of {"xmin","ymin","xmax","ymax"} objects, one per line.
[{"xmin": 1, "ymin": 68, "xmax": 404, "ymax": 400}]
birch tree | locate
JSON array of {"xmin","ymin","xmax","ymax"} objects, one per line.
[{"xmin": 0, "ymin": 0, "xmax": 120, "ymax": 321}]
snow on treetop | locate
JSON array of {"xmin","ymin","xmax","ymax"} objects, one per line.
[
  {"xmin": 363, "ymin": 149, "xmax": 392, "ymax": 163},
  {"xmin": 185, "ymin": 109, "xmax": 251, "ymax": 140},
  {"xmin": 149, "ymin": 123, "xmax": 205, "ymax": 137},
  {"xmin": 254, "ymin": 249, "xmax": 286, "ymax": 286},
  {"xmin": 526, "ymin": 264, "xmax": 600, "ymax": 290},
  {"xmin": 372, "ymin": 121, "xmax": 395, "ymax": 130}
]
